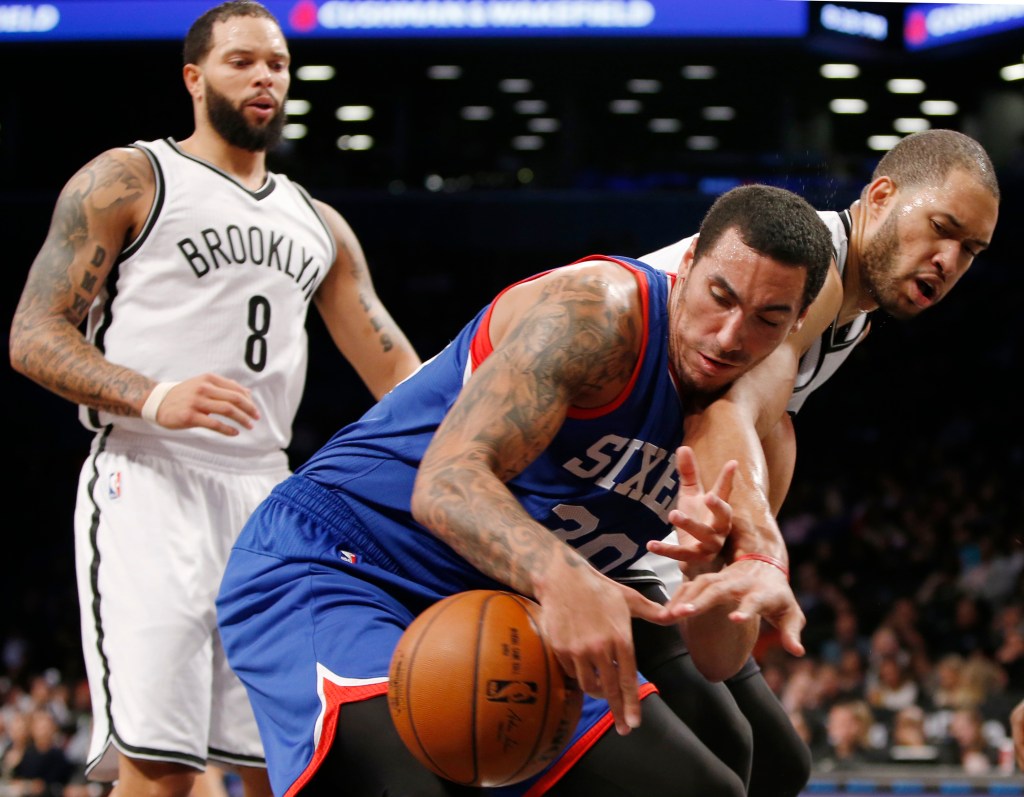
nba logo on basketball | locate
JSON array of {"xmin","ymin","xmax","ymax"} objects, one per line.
[
  {"xmin": 486, "ymin": 680, "xmax": 538, "ymax": 704},
  {"xmin": 108, "ymin": 471, "xmax": 122, "ymax": 500}
]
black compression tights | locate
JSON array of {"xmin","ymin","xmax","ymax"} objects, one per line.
[
  {"xmin": 550, "ymin": 695, "xmax": 747, "ymax": 797},
  {"xmin": 630, "ymin": 584, "xmax": 811, "ymax": 797},
  {"xmin": 310, "ymin": 693, "xmax": 746, "ymax": 797}
]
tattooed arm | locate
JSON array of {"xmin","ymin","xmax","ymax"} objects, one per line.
[
  {"xmin": 311, "ymin": 199, "xmax": 420, "ymax": 400},
  {"xmin": 9, "ymin": 148, "xmax": 260, "ymax": 435},
  {"xmin": 411, "ymin": 260, "xmax": 672, "ymax": 736}
]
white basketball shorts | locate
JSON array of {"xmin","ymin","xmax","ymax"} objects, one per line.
[{"xmin": 74, "ymin": 428, "xmax": 290, "ymax": 782}]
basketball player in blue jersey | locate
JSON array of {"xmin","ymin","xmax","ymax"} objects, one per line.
[
  {"xmin": 622, "ymin": 129, "xmax": 1000, "ymax": 796},
  {"xmin": 8, "ymin": 5, "xmax": 420, "ymax": 797},
  {"xmin": 215, "ymin": 183, "xmax": 833, "ymax": 797}
]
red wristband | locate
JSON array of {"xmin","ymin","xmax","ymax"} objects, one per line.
[{"xmin": 733, "ymin": 553, "xmax": 789, "ymax": 580}]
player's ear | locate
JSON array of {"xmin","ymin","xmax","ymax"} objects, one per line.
[
  {"xmin": 864, "ymin": 175, "xmax": 896, "ymax": 220},
  {"xmin": 790, "ymin": 302, "xmax": 811, "ymax": 334},
  {"xmin": 183, "ymin": 63, "xmax": 203, "ymax": 100},
  {"xmin": 678, "ymin": 236, "xmax": 698, "ymax": 280}
]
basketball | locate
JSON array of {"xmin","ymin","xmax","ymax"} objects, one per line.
[{"xmin": 387, "ymin": 589, "xmax": 584, "ymax": 787}]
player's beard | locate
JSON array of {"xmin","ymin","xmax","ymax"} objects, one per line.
[
  {"xmin": 206, "ymin": 80, "xmax": 286, "ymax": 152},
  {"xmin": 860, "ymin": 209, "xmax": 914, "ymax": 320}
]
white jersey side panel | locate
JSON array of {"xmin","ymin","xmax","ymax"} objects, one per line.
[
  {"xmin": 79, "ymin": 138, "xmax": 336, "ymax": 458},
  {"xmin": 786, "ymin": 210, "xmax": 868, "ymax": 413}
]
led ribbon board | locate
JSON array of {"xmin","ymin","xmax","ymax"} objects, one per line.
[{"xmin": 0, "ymin": 0, "xmax": 808, "ymax": 41}]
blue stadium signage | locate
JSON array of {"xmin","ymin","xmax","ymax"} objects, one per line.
[
  {"xmin": 904, "ymin": 2, "xmax": 1024, "ymax": 50},
  {"xmin": 0, "ymin": 0, "xmax": 808, "ymax": 40}
]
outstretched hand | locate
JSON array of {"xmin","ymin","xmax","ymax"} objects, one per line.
[
  {"xmin": 669, "ymin": 557, "xmax": 806, "ymax": 657},
  {"xmin": 152, "ymin": 373, "xmax": 260, "ymax": 435},
  {"xmin": 645, "ymin": 446, "xmax": 806, "ymax": 657},
  {"xmin": 646, "ymin": 445, "xmax": 736, "ymax": 570}
]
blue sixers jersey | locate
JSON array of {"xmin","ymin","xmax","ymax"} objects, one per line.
[
  {"xmin": 290, "ymin": 255, "xmax": 683, "ymax": 590},
  {"xmin": 219, "ymin": 255, "xmax": 682, "ymax": 797}
]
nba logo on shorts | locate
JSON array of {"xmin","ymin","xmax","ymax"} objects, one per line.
[
  {"xmin": 108, "ymin": 471, "xmax": 122, "ymax": 500},
  {"xmin": 338, "ymin": 549, "xmax": 359, "ymax": 564}
]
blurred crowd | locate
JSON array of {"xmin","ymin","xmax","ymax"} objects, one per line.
[
  {"xmin": 753, "ymin": 400, "xmax": 1024, "ymax": 777},
  {"xmin": 0, "ymin": 669, "xmax": 95, "ymax": 797}
]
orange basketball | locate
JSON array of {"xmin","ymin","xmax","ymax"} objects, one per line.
[{"xmin": 387, "ymin": 589, "xmax": 584, "ymax": 787}]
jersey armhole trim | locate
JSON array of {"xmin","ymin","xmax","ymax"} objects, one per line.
[{"xmin": 120, "ymin": 143, "xmax": 165, "ymax": 261}]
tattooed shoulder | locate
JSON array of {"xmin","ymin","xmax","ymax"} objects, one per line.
[
  {"xmin": 506, "ymin": 262, "xmax": 642, "ymax": 402},
  {"xmin": 66, "ymin": 147, "xmax": 153, "ymax": 212}
]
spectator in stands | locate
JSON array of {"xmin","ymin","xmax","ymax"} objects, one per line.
[
  {"xmin": 10, "ymin": 709, "xmax": 73, "ymax": 796},
  {"xmin": 881, "ymin": 597, "xmax": 931, "ymax": 681},
  {"xmin": 866, "ymin": 654, "xmax": 921, "ymax": 718},
  {"xmin": 887, "ymin": 704, "xmax": 944, "ymax": 765},
  {"xmin": 816, "ymin": 698, "xmax": 887, "ymax": 772},
  {"xmin": 927, "ymin": 653, "xmax": 970, "ymax": 711},
  {"xmin": 819, "ymin": 603, "xmax": 872, "ymax": 668},
  {"xmin": 942, "ymin": 707, "xmax": 1000, "ymax": 773},
  {"xmin": 1, "ymin": 711, "xmax": 31, "ymax": 782}
]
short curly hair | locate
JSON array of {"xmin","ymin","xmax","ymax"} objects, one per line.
[
  {"xmin": 693, "ymin": 184, "xmax": 833, "ymax": 313},
  {"xmin": 183, "ymin": 1, "xmax": 281, "ymax": 67}
]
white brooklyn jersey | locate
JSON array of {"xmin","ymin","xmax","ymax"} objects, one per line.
[
  {"xmin": 638, "ymin": 210, "xmax": 869, "ymax": 415},
  {"xmin": 79, "ymin": 138, "xmax": 336, "ymax": 458}
]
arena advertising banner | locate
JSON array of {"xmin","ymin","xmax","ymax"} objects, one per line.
[
  {"xmin": 0, "ymin": 0, "xmax": 808, "ymax": 40},
  {"xmin": 903, "ymin": 2, "xmax": 1024, "ymax": 50}
]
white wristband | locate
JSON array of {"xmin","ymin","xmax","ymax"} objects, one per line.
[{"xmin": 141, "ymin": 381, "xmax": 180, "ymax": 424}]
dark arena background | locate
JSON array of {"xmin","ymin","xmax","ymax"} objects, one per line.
[{"xmin": 4, "ymin": 2, "xmax": 1024, "ymax": 794}]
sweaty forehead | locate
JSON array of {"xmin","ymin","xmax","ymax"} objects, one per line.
[{"xmin": 898, "ymin": 170, "xmax": 997, "ymax": 237}]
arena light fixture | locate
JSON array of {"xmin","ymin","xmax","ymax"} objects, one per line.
[
  {"xmin": 295, "ymin": 65, "xmax": 335, "ymax": 81},
  {"xmin": 427, "ymin": 65, "xmax": 462, "ymax": 80},
  {"xmin": 702, "ymin": 106, "xmax": 736, "ymax": 121},
  {"xmin": 500, "ymin": 79, "xmax": 533, "ymax": 93},
  {"xmin": 682, "ymin": 65, "xmax": 716, "ymax": 79},
  {"xmin": 627, "ymin": 79, "xmax": 662, "ymax": 94},
  {"xmin": 610, "ymin": 99, "xmax": 643, "ymax": 114},
  {"xmin": 687, "ymin": 135, "xmax": 718, "ymax": 150},
  {"xmin": 515, "ymin": 99, "xmax": 548, "ymax": 115},
  {"xmin": 336, "ymin": 105, "xmax": 374, "ymax": 122},
  {"xmin": 285, "ymin": 99, "xmax": 311, "ymax": 116},
  {"xmin": 830, "ymin": 98, "xmax": 868, "ymax": 114},
  {"xmin": 1000, "ymin": 63, "xmax": 1024, "ymax": 81},
  {"xmin": 820, "ymin": 63, "xmax": 860, "ymax": 79},
  {"xmin": 649, "ymin": 118, "xmax": 682, "ymax": 133},
  {"xmin": 461, "ymin": 106, "xmax": 494, "ymax": 121},
  {"xmin": 920, "ymin": 100, "xmax": 958, "ymax": 116},
  {"xmin": 893, "ymin": 117, "xmax": 930, "ymax": 133},
  {"xmin": 887, "ymin": 78, "xmax": 926, "ymax": 94},
  {"xmin": 512, "ymin": 135, "xmax": 544, "ymax": 150},
  {"xmin": 527, "ymin": 118, "xmax": 560, "ymax": 133},
  {"xmin": 867, "ymin": 134, "xmax": 901, "ymax": 151},
  {"xmin": 336, "ymin": 134, "xmax": 373, "ymax": 151}
]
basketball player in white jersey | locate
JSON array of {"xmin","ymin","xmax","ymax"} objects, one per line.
[
  {"xmin": 624, "ymin": 129, "xmax": 1000, "ymax": 796},
  {"xmin": 8, "ymin": 4, "xmax": 420, "ymax": 797}
]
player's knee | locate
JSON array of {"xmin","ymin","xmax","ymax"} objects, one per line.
[
  {"xmin": 115, "ymin": 757, "xmax": 197, "ymax": 797},
  {"xmin": 750, "ymin": 734, "xmax": 810, "ymax": 797},
  {"xmin": 235, "ymin": 765, "xmax": 272, "ymax": 797}
]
